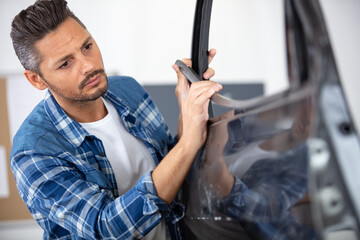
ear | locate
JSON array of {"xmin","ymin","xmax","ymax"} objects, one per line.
[{"xmin": 24, "ymin": 70, "xmax": 47, "ymax": 90}]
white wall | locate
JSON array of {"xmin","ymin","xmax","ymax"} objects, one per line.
[
  {"xmin": 0, "ymin": 0, "xmax": 288, "ymax": 143},
  {"xmin": 1, "ymin": 0, "xmax": 359, "ymax": 129},
  {"xmin": 1, "ymin": 0, "xmax": 359, "ymax": 90},
  {"xmin": 0, "ymin": 0, "xmax": 286, "ymax": 91}
]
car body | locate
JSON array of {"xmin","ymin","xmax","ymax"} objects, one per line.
[{"xmin": 178, "ymin": 0, "xmax": 360, "ymax": 239}]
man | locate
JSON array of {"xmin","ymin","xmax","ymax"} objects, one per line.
[{"xmin": 9, "ymin": 0, "xmax": 221, "ymax": 239}]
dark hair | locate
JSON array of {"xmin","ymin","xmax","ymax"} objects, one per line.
[{"xmin": 10, "ymin": 0, "xmax": 86, "ymax": 75}]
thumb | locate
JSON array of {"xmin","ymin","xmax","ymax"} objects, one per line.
[{"xmin": 172, "ymin": 63, "xmax": 190, "ymax": 100}]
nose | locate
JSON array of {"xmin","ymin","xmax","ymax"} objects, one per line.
[{"xmin": 79, "ymin": 55, "xmax": 95, "ymax": 76}]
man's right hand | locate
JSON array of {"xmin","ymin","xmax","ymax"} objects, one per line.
[
  {"xmin": 177, "ymin": 78, "xmax": 222, "ymax": 151},
  {"xmin": 151, "ymin": 51, "xmax": 221, "ymax": 205},
  {"xmin": 172, "ymin": 48, "xmax": 221, "ymax": 151}
]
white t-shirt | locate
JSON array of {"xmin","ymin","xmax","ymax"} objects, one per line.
[{"xmin": 80, "ymin": 98, "xmax": 166, "ymax": 240}]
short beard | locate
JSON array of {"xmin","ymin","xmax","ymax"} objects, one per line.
[{"xmin": 43, "ymin": 69, "xmax": 108, "ymax": 103}]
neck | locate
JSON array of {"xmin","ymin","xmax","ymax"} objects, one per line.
[{"xmin": 55, "ymin": 96, "xmax": 108, "ymax": 123}]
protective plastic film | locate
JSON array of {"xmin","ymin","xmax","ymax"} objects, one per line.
[
  {"xmin": 180, "ymin": 90, "xmax": 316, "ymax": 239},
  {"xmin": 180, "ymin": 86, "xmax": 359, "ymax": 239},
  {"xmin": 179, "ymin": 0, "xmax": 360, "ymax": 239}
]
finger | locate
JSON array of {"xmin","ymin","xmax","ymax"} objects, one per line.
[
  {"xmin": 203, "ymin": 67, "xmax": 215, "ymax": 80},
  {"xmin": 182, "ymin": 58, "xmax": 192, "ymax": 68},
  {"xmin": 190, "ymin": 83, "xmax": 221, "ymax": 104},
  {"xmin": 188, "ymin": 81, "xmax": 222, "ymax": 93},
  {"xmin": 172, "ymin": 64, "xmax": 187, "ymax": 86},
  {"xmin": 208, "ymin": 48, "xmax": 216, "ymax": 65},
  {"xmin": 172, "ymin": 64, "xmax": 181, "ymax": 77},
  {"xmin": 173, "ymin": 64, "xmax": 190, "ymax": 100},
  {"xmin": 173, "ymin": 59, "xmax": 191, "ymax": 83},
  {"xmin": 188, "ymin": 85, "xmax": 217, "ymax": 101},
  {"xmin": 194, "ymin": 85, "xmax": 220, "ymax": 106},
  {"xmin": 184, "ymin": 84, "xmax": 220, "ymax": 107}
]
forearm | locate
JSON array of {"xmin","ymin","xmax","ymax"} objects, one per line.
[
  {"xmin": 152, "ymin": 137, "xmax": 199, "ymax": 205},
  {"xmin": 164, "ymin": 54, "xmax": 220, "ymax": 205},
  {"xmin": 12, "ymin": 154, "xmax": 172, "ymax": 239},
  {"xmin": 176, "ymin": 113, "xmax": 183, "ymax": 141}
]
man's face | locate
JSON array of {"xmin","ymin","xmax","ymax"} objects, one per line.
[{"xmin": 36, "ymin": 17, "xmax": 107, "ymax": 103}]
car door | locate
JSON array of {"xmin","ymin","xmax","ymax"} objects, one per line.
[{"xmin": 178, "ymin": 1, "xmax": 360, "ymax": 239}]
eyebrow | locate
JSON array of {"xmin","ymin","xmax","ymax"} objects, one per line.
[{"xmin": 54, "ymin": 36, "xmax": 92, "ymax": 67}]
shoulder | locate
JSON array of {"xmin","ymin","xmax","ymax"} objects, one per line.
[
  {"xmin": 106, "ymin": 75, "xmax": 149, "ymax": 109},
  {"xmin": 10, "ymin": 101, "xmax": 72, "ymax": 159},
  {"xmin": 107, "ymin": 75, "xmax": 146, "ymax": 96}
]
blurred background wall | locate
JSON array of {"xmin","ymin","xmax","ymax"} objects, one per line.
[{"xmin": 0, "ymin": 0, "xmax": 359, "ymax": 239}]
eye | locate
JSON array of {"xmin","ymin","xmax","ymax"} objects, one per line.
[
  {"xmin": 84, "ymin": 43, "xmax": 93, "ymax": 52},
  {"xmin": 59, "ymin": 60, "xmax": 71, "ymax": 69}
]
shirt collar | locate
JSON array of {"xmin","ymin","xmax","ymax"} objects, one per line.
[
  {"xmin": 43, "ymin": 89, "xmax": 132, "ymax": 148},
  {"xmin": 43, "ymin": 91, "xmax": 88, "ymax": 148}
]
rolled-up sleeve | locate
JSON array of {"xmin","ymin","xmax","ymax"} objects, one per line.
[{"xmin": 11, "ymin": 152, "xmax": 184, "ymax": 240}]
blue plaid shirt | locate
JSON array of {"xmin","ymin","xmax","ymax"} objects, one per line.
[{"xmin": 10, "ymin": 76, "xmax": 184, "ymax": 239}]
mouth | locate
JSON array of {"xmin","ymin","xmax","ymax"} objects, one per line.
[{"xmin": 84, "ymin": 73, "xmax": 102, "ymax": 88}]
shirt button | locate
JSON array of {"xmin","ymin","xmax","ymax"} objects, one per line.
[
  {"xmin": 161, "ymin": 140, "xmax": 165, "ymax": 145},
  {"xmin": 100, "ymin": 152, "xmax": 105, "ymax": 157}
]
